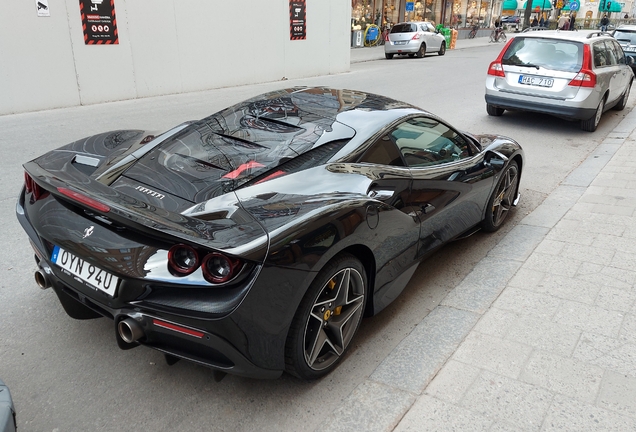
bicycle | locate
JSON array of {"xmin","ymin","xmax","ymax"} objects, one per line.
[
  {"xmin": 489, "ymin": 28, "xmax": 507, "ymax": 43},
  {"xmin": 468, "ymin": 24, "xmax": 479, "ymax": 39}
]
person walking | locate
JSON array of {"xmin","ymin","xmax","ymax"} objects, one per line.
[
  {"xmin": 532, "ymin": 16, "xmax": 539, "ymax": 27},
  {"xmin": 558, "ymin": 14, "xmax": 569, "ymax": 30},
  {"xmin": 539, "ymin": 15, "xmax": 545, "ymax": 27},
  {"xmin": 569, "ymin": 12, "xmax": 576, "ymax": 30},
  {"xmin": 600, "ymin": 14, "xmax": 609, "ymax": 31}
]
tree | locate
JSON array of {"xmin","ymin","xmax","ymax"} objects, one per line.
[{"xmin": 522, "ymin": 0, "xmax": 535, "ymax": 29}]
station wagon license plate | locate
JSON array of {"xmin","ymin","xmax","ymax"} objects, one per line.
[
  {"xmin": 51, "ymin": 245, "xmax": 119, "ymax": 296},
  {"xmin": 519, "ymin": 75, "xmax": 554, "ymax": 87}
]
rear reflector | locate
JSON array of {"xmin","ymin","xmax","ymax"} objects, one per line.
[
  {"xmin": 152, "ymin": 319, "xmax": 204, "ymax": 338},
  {"xmin": 57, "ymin": 187, "xmax": 111, "ymax": 213}
]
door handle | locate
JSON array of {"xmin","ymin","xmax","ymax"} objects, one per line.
[{"xmin": 367, "ymin": 189, "xmax": 394, "ymax": 200}]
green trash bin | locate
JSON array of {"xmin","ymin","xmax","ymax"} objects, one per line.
[{"xmin": 441, "ymin": 27, "xmax": 451, "ymax": 46}]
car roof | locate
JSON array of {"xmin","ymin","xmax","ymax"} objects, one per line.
[
  {"xmin": 514, "ymin": 29, "xmax": 616, "ymax": 43},
  {"xmin": 615, "ymin": 25, "xmax": 636, "ymax": 31}
]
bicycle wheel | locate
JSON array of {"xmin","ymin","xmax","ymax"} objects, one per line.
[
  {"xmin": 498, "ymin": 32, "xmax": 507, "ymax": 42},
  {"xmin": 489, "ymin": 31, "xmax": 496, "ymax": 42}
]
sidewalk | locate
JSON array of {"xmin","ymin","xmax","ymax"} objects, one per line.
[
  {"xmin": 350, "ymin": 36, "xmax": 495, "ymax": 64},
  {"xmin": 323, "ymin": 83, "xmax": 636, "ymax": 429}
]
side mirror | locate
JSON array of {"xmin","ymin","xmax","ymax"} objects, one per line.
[{"xmin": 628, "ymin": 56, "xmax": 635, "ymax": 65}]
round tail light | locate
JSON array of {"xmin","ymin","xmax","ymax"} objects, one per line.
[
  {"xmin": 202, "ymin": 253, "xmax": 240, "ymax": 284},
  {"xmin": 168, "ymin": 244, "xmax": 199, "ymax": 275}
]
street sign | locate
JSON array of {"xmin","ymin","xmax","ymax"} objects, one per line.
[
  {"xmin": 406, "ymin": 2, "xmax": 414, "ymax": 11},
  {"xmin": 569, "ymin": 0, "xmax": 580, "ymax": 10}
]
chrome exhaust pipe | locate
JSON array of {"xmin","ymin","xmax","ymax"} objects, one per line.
[
  {"xmin": 117, "ymin": 318, "xmax": 144, "ymax": 343},
  {"xmin": 34, "ymin": 269, "xmax": 51, "ymax": 289}
]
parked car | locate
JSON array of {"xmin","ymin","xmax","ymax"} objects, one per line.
[
  {"xmin": 485, "ymin": 30, "xmax": 634, "ymax": 131},
  {"xmin": 384, "ymin": 21, "xmax": 446, "ymax": 59},
  {"xmin": 0, "ymin": 380, "xmax": 16, "ymax": 432},
  {"xmin": 612, "ymin": 24, "xmax": 636, "ymax": 71},
  {"xmin": 501, "ymin": 15, "xmax": 520, "ymax": 24},
  {"xmin": 17, "ymin": 87, "xmax": 524, "ymax": 380}
]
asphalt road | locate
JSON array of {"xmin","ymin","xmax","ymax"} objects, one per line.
[{"xmin": 1, "ymin": 44, "xmax": 633, "ymax": 431}]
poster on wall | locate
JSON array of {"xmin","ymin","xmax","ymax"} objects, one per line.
[
  {"xmin": 289, "ymin": 0, "xmax": 306, "ymax": 40},
  {"xmin": 79, "ymin": 0, "xmax": 119, "ymax": 45},
  {"xmin": 36, "ymin": 0, "xmax": 50, "ymax": 17}
]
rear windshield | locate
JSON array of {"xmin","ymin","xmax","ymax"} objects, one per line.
[
  {"xmin": 503, "ymin": 37, "xmax": 583, "ymax": 72},
  {"xmin": 391, "ymin": 23, "xmax": 417, "ymax": 33},
  {"xmin": 614, "ymin": 30, "xmax": 636, "ymax": 44}
]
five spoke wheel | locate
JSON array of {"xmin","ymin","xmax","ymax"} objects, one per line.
[
  {"xmin": 483, "ymin": 160, "xmax": 519, "ymax": 232},
  {"xmin": 285, "ymin": 254, "xmax": 366, "ymax": 380}
]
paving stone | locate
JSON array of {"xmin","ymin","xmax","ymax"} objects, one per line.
[
  {"xmin": 589, "ymin": 203, "xmax": 635, "ymax": 216},
  {"xmin": 552, "ymin": 300, "xmax": 624, "ymax": 338},
  {"xmin": 595, "ymin": 286, "xmax": 636, "ymax": 313},
  {"xmin": 545, "ymin": 226, "xmax": 596, "ymax": 246},
  {"xmin": 533, "ymin": 239, "xmax": 566, "ymax": 256},
  {"xmin": 560, "ymin": 243, "xmax": 616, "ymax": 266},
  {"xmin": 321, "ymin": 380, "xmax": 416, "ymax": 432},
  {"xmin": 576, "ymin": 266, "xmax": 635, "ymax": 290},
  {"xmin": 532, "ymin": 274, "xmax": 600, "ymax": 305},
  {"xmin": 508, "ymin": 268, "xmax": 546, "ymax": 289},
  {"xmin": 488, "ymin": 422, "xmax": 527, "ymax": 432},
  {"xmin": 451, "ymin": 332, "xmax": 532, "ymax": 379},
  {"xmin": 505, "ymin": 315, "xmax": 581, "ymax": 357},
  {"xmin": 573, "ymin": 332, "xmax": 636, "ymax": 378},
  {"xmin": 598, "ymin": 370, "xmax": 636, "ymax": 419},
  {"xmin": 370, "ymin": 307, "xmax": 480, "ymax": 393},
  {"xmin": 542, "ymin": 394, "xmax": 636, "ymax": 431},
  {"xmin": 461, "ymin": 371, "xmax": 554, "ymax": 430},
  {"xmin": 487, "ymin": 225, "xmax": 549, "ymax": 261},
  {"xmin": 394, "ymin": 394, "xmax": 493, "ymax": 432},
  {"xmin": 424, "ymin": 360, "xmax": 481, "ymax": 404},
  {"xmin": 619, "ymin": 313, "xmax": 636, "ymax": 345},
  {"xmin": 523, "ymin": 253, "xmax": 581, "ymax": 277},
  {"xmin": 610, "ymin": 251, "xmax": 636, "ymax": 272},
  {"xmin": 493, "ymin": 287, "xmax": 561, "ymax": 320},
  {"xmin": 520, "ymin": 351, "xmax": 604, "ymax": 404},
  {"xmin": 520, "ymin": 203, "xmax": 570, "ymax": 229},
  {"xmin": 472, "ymin": 307, "xmax": 519, "ymax": 339},
  {"xmin": 440, "ymin": 257, "xmax": 522, "ymax": 314}
]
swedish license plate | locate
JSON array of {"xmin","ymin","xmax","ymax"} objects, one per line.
[
  {"xmin": 394, "ymin": 40, "xmax": 407, "ymax": 45},
  {"xmin": 51, "ymin": 245, "xmax": 119, "ymax": 296},
  {"xmin": 519, "ymin": 75, "xmax": 554, "ymax": 87}
]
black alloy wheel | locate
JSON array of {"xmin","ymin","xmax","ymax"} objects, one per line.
[
  {"xmin": 482, "ymin": 160, "xmax": 519, "ymax": 232},
  {"xmin": 416, "ymin": 43, "xmax": 426, "ymax": 58},
  {"xmin": 438, "ymin": 41, "xmax": 446, "ymax": 56},
  {"xmin": 285, "ymin": 253, "xmax": 366, "ymax": 380}
]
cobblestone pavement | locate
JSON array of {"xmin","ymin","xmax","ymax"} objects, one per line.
[{"xmin": 323, "ymin": 67, "xmax": 636, "ymax": 431}]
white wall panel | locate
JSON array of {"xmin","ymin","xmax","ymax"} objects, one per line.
[{"xmin": 0, "ymin": 0, "xmax": 350, "ymax": 115}]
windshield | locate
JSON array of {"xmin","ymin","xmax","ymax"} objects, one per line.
[
  {"xmin": 614, "ymin": 30, "xmax": 636, "ymax": 44},
  {"xmin": 502, "ymin": 37, "xmax": 583, "ymax": 72}
]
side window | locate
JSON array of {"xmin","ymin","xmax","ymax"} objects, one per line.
[
  {"xmin": 391, "ymin": 117, "xmax": 470, "ymax": 167},
  {"xmin": 603, "ymin": 41, "xmax": 618, "ymax": 65},
  {"xmin": 610, "ymin": 40, "xmax": 626, "ymax": 64},
  {"xmin": 593, "ymin": 42, "xmax": 609, "ymax": 67},
  {"xmin": 359, "ymin": 135, "xmax": 405, "ymax": 166}
]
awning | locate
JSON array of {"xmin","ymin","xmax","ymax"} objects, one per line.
[
  {"xmin": 521, "ymin": 0, "xmax": 553, "ymax": 9},
  {"xmin": 599, "ymin": 0, "xmax": 621, "ymax": 11},
  {"xmin": 503, "ymin": 0, "xmax": 518, "ymax": 10}
]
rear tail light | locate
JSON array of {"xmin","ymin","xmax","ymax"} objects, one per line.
[
  {"xmin": 168, "ymin": 244, "xmax": 199, "ymax": 275},
  {"xmin": 167, "ymin": 245, "xmax": 243, "ymax": 284},
  {"xmin": 411, "ymin": 34, "xmax": 420, "ymax": 40},
  {"xmin": 57, "ymin": 187, "xmax": 110, "ymax": 213},
  {"xmin": 487, "ymin": 38, "xmax": 514, "ymax": 78},
  {"xmin": 24, "ymin": 172, "xmax": 49, "ymax": 201},
  {"xmin": 202, "ymin": 253, "xmax": 242, "ymax": 284},
  {"xmin": 569, "ymin": 45, "xmax": 596, "ymax": 88}
]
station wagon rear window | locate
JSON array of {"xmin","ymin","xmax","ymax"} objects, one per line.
[{"xmin": 502, "ymin": 37, "xmax": 583, "ymax": 72}]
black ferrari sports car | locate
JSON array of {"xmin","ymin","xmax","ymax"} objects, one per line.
[{"xmin": 17, "ymin": 87, "xmax": 523, "ymax": 380}]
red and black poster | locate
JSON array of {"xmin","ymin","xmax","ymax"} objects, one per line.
[
  {"xmin": 79, "ymin": 0, "xmax": 119, "ymax": 45},
  {"xmin": 289, "ymin": 0, "xmax": 306, "ymax": 40}
]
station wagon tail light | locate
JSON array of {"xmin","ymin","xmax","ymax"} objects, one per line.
[
  {"xmin": 24, "ymin": 171, "xmax": 49, "ymax": 201},
  {"xmin": 487, "ymin": 39, "xmax": 514, "ymax": 78},
  {"xmin": 57, "ymin": 187, "xmax": 111, "ymax": 213},
  {"xmin": 568, "ymin": 45, "xmax": 596, "ymax": 88}
]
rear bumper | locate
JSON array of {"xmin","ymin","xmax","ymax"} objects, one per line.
[
  {"xmin": 485, "ymin": 94, "xmax": 596, "ymax": 120},
  {"xmin": 385, "ymin": 41, "xmax": 420, "ymax": 54}
]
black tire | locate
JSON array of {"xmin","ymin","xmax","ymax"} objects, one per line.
[
  {"xmin": 408, "ymin": 53, "xmax": 416, "ymax": 57},
  {"xmin": 53, "ymin": 287, "xmax": 102, "ymax": 320},
  {"xmin": 416, "ymin": 43, "xmax": 426, "ymax": 58},
  {"xmin": 482, "ymin": 160, "xmax": 519, "ymax": 232},
  {"xmin": 438, "ymin": 41, "xmax": 446, "ymax": 56},
  {"xmin": 468, "ymin": 30, "xmax": 476, "ymax": 39},
  {"xmin": 613, "ymin": 81, "xmax": 631, "ymax": 111},
  {"xmin": 285, "ymin": 253, "xmax": 367, "ymax": 380},
  {"xmin": 581, "ymin": 97, "xmax": 605, "ymax": 132},
  {"xmin": 486, "ymin": 103, "xmax": 505, "ymax": 116},
  {"xmin": 385, "ymin": 53, "xmax": 394, "ymax": 59}
]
